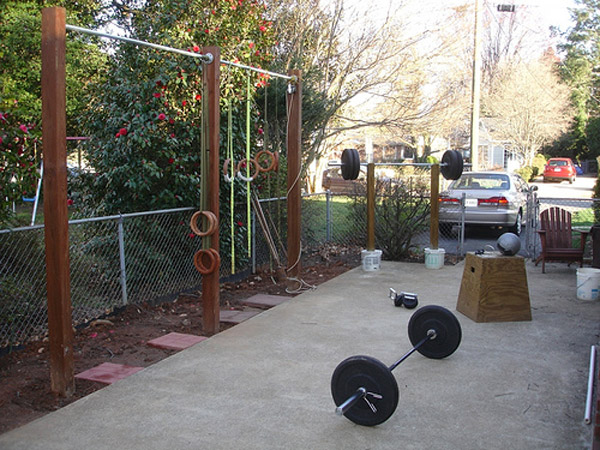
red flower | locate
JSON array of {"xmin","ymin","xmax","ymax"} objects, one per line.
[
  {"xmin": 237, "ymin": 221, "xmax": 243, "ymax": 226},
  {"xmin": 258, "ymin": 128, "xmax": 264, "ymax": 135},
  {"xmin": 0, "ymin": 137, "xmax": 3, "ymax": 145},
  {"xmin": 119, "ymin": 127, "xmax": 128, "ymax": 136},
  {"xmin": 249, "ymin": 42, "xmax": 255, "ymax": 49},
  {"xmin": 193, "ymin": 45, "xmax": 200, "ymax": 52},
  {"xmin": 158, "ymin": 113, "xmax": 166, "ymax": 120},
  {"xmin": 168, "ymin": 157, "xmax": 175, "ymax": 164},
  {"xmin": 19, "ymin": 124, "xmax": 28, "ymax": 133},
  {"xmin": 153, "ymin": 92, "xmax": 161, "ymax": 98},
  {"xmin": 195, "ymin": 94, "xmax": 202, "ymax": 101},
  {"xmin": 67, "ymin": 198, "xmax": 74, "ymax": 206},
  {"xmin": 188, "ymin": 233, "xmax": 195, "ymax": 238},
  {"xmin": 259, "ymin": 25, "xmax": 266, "ymax": 32},
  {"xmin": 170, "ymin": 133, "xmax": 175, "ymax": 138},
  {"xmin": 169, "ymin": 118, "xmax": 175, "ymax": 124},
  {"xmin": 181, "ymin": 100, "xmax": 187, "ymax": 107}
]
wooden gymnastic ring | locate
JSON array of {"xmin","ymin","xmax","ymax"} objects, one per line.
[
  {"xmin": 236, "ymin": 158, "xmax": 260, "ymax": 182},
  {"xmin": 223, "ymin": 158, "xmax": 234, "ymax": 182},
  {"xmin": 256, "ymin": 150, "xmax": 276, "ymax": 172},
  {"xmin": 190, "ymin": 210, "xmax": 218, "ymax": 237},
  {"xmin": 193, "ymin": 248, "xmax": 220, "ymax": 275}
]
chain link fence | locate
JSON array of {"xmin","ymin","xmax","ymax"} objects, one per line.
[
  {"xmin": 0, "ymin": 171, "xmax": 464, "ymax": 348},
  {"xmin": 526, "ymin": 196, "xmax": 598, "ymax": 260}
]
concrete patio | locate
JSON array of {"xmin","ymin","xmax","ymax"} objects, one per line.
[{"xmin": 0, "ymin": 257, "xmax": 598, "ymax": 449}]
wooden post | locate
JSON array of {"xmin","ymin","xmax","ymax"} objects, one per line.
[
  {"xmin": 41, "ymin": 7, "xmax": 74, "ymax": 397},
  {"xmin": 286, "ymin": 70, "xmax": 302, "ymax": 280},
  {"xmin": 430, "ymin": 164, "xmax": 440, "ymax": 250},
  {"xmin": 201, "ymin": 47, "xmax": 221, "ymax": 335},
  {"xmin": 366, "ymin": 162, "xmax": 375, "ymax": 251}
]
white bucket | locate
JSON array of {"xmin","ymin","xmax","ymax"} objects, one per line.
[
  {"xmin": 361, "ymin": 249, "xmax": 382, "ymax": 272},
  {"xmin": 576, "ymin": 268, "xmax": 600, "ymax": 301},
  {"xmin": 424, "ymin": 247, "xmax": 445, "ymax": 269}
]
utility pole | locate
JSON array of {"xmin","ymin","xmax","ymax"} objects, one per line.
[{"xmin": 469, "ymin": 0, "xmax": 482, "ymax": 171}]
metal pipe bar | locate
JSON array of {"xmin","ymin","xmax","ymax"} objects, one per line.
[
  {"xmin": 584, "ymin": 345, "xmax": 597, "ymax": 424},
  {"xmin": 65, "ymin": 24, "xmax": 293, "ymax": 80},
  {"xmin": 65, "ymin": 24, "xmax": 213, "ymax": 62},
  {"xmin": 388, "ymin": 330, "xmax": 436, "ymax": 372},
  {"xmin": 220, "ymin": 59, "xmax": 293, "ymax": 80},
  {"xmin": 335, "ymin": 387, "xmax": 367, "ymax": 416}
]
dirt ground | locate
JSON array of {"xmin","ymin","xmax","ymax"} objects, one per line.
[{"xmin": 0, "ymin": 245, "xmax": 361, "ymax": 435}]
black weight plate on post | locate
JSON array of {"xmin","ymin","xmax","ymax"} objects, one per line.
[
  {"xmin": 331, "ymin": 355, "xmax": 399, "ymax": 426},
  {"xmin": 341, "ymin": 148, "xmax": 360, "ymax": 180},
  {"xmin": 440, "ymin": 150, "xmax": 464, "ymax": 180},
  {"xmin": 407, "ymin": 305, "xmax": 462, "ymax": 359}
]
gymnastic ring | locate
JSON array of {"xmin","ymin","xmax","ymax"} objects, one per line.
[
  {"xmin": 190, "ymin": 210, "xmax": 218, "ymax": 237},
  {"xmin": 236, "ymin": 158, "xmax": 260, "ymax": 182},
  {"xmin": 193, "ymin": 248, "xmax": 220, "ymax": 275},
  {"xmin": 256, "ymin": 150, "xmax": 276, "ymax": 173},
  {"xmin": 223, "ymin": 158, "xmax": 234, "ymax": 183}
]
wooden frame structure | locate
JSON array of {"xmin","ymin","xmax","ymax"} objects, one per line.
[{"xmin": 41, "ymin": 7, "xmax": 302, "ymax": 396}]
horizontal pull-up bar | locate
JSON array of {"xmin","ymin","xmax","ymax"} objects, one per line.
[
  {"xmin": 65, "ymin": 24, "xmax": 295, "ymax": 81},
  {"xmin": 220, "ymin": 59, "xmax": 293, "ymax": 81},
  {"xmin": 65, "ymin": 24, "xmax": 214, "ymax": 63}
]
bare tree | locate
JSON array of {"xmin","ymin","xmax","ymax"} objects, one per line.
[{"xmin": 483, "ymin": 54, "xmax": 573, "ymax": 165}]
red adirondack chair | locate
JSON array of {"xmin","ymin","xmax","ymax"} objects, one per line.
[{"xmin": 535, "ymin": 207, "xmax": 589, "ymax": 273}]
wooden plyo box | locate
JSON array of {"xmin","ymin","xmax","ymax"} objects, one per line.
[{"xmin": 456, "ymin": 252, "xmax": 531, "ymax": 322}]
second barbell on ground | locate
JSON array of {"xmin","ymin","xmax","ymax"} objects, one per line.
[{"xmin": 332, "ymin": 148, "xmax": 464, "ymax": 181}]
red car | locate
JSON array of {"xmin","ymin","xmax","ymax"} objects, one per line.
[{"xmin": 543, "ymin": 158, "xmax": 577, "ymax": 184}]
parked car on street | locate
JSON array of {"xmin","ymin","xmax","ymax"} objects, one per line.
[
  {"xmin": 543, "ymin": 158, "xmax": 577, "ymax": 183},
  {"xmin": 439, "ymin": 171, "xmax": 533, "ymax": 235}
]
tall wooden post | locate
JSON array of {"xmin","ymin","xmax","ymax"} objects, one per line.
[
  {"xmin": 366, "ymin": 162, "xmax": 375, "ymax": 251},
  {"xmin": 286, "ymin": 70, "xmax": 302, "ymax": 280},
  {"xmin": 41, "ymin": 7, "xmax": 74, "ymax": 397},
  {"xmin": 430, "ymin": 164, "xmax": 440, "ymax": 250},
  {"xmin": 202, "ymin": 47, "xmax": 221, "ymax": 335}
]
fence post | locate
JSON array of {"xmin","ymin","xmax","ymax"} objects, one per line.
[
  {"xmin": 326, "ymin": 190, "xmax": 332, "ymax": 242},
  {"xmin": 118, "ymin": 214, "xmax": 128, "ymax": 306},
  {"xmin": 460, "ymin": 193, "xmax": 466, "ymax": 256}
]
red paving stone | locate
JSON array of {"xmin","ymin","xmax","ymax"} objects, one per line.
[
  {"xmin": 241, "ymin": 294, "xmax": 290, "ymax": 309},
  {"xmin": 147, "ymin": 332, "xmax": 207, "ymax": 350},
  {"xmin": 219, "ymin": 309, "xmax": 261, "ymax": 324},
  {"xmin": 75, "ymin": 362, "xmax": 144, "ymax": 384}
]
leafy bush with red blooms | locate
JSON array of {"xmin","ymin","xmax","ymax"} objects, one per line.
[
  {"xmin": 78, "ymin": 0, "xmax": 276, "ymax": 216},
  {"xmin": 0, "ymin": 105, "xmax": 40, "ymax": 224}
]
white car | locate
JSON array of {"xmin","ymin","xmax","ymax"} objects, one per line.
[{"xmin": 438, "ymin": 172, "xmax": 532, "ymax": 235}]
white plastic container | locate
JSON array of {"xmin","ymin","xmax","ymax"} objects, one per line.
[
  {"xmin": 361, "ymin": 249, "xmax": 382, "ymax": 271},
  {"xmin": 576, "ymin": 268, "xmax": 600, "ymax": 301},
  {"xmin": 424, "ymin": 247, "xmax": 445, "ymax": 269}
]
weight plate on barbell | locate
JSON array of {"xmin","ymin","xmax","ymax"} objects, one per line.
[
  {"xmin": 331, "ymin": 355, "xmax": 399, "ymax": 426},
  {"xmin": 407, "ymin": 305, "xmax": 462, "ymax": 359},
  {"xmin": 341, "ymin": 148, "xmax": 360, "ymax": 181},
  {"xmin": 440, "ymin": 150, "xmax": 464, "ymax": 181}
]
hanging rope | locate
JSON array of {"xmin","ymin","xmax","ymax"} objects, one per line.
[
  {"xmin": 245, "ymin": 75, "xmax": 252, "ymax": 258},
  {"xmin": 227, "ymin": 98, "xmax": 236, "ymax": 274}
]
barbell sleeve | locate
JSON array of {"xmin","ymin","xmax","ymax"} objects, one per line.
[{"xmin": 335, "ymin": 387, "xmax": 367, "ymax": 416}]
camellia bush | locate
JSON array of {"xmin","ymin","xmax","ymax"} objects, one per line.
[
  {"xmin": 0, "ymin": 105, "xmax": 40, "ymax": 225},
  {"xmin": 78, "ymin": 0, "xmax": 276, "ymax": 214}
]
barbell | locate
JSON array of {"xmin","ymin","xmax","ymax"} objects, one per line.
[
  {"xmin": 331, "ymin": 149, "xmax": 464, "ymax": 181},
  {"xmin": 331, "ymin": 305, "xmax": 462, "ymax": 426}
]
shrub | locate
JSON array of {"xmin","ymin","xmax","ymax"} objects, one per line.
[
  {"xmin": 515, "ymin": 166, "xmax": 534, "ymax": 182},
  {"xmin": 350, "ymin": 177, "xmax": 430, "ymax": 260},
  {"xmin": 531, "ymin": 154, "xmax": 547, "ymax": 178}
]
